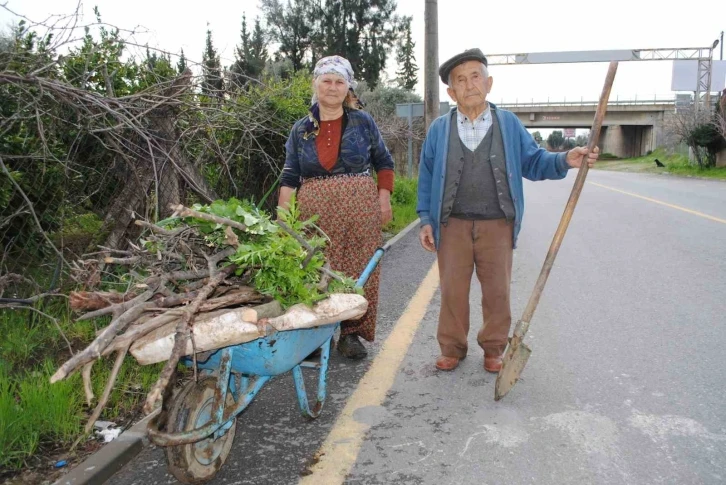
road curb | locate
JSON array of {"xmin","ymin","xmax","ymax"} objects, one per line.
[
  {"xmin": 383, "ymin": 217, "xmax": 420, "ymax": 250},
  {"xmin": 53, "ymin": 410, "xmax": 158, "ymax": 485},
  {"xmin": 52, "ymin": 217, "xmax": 420, "ymax": 485}
]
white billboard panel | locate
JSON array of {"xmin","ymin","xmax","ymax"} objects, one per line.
[
  {"xmin": 671, "ymin": 60, "xmax": 726, "ymax": 92},
  {"xmin": 516, "ymin": 50, "xmax": 635, "ymax": 64}
]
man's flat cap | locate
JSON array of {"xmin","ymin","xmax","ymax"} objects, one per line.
[{"xmin": 439, "ymin": 48, "xmax": 488, "ymax": 85}]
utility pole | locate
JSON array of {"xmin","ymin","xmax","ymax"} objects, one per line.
[{"xmin": 424, "ymin": 0, "xmax": 439, "ymax": 131}]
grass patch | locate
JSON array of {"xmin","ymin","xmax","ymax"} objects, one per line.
[
  {"xmin": 385, "ymin": 176, "xmax": 419, "ymax": 234},
  {"xmin": 592, "ymin": 148, "xmax": 726, "ymax": 180},
  {"xmin": 0, "ymin": 361, "xmax": 83, "ymax": 470},
  {"xmin": 0, "ymin": 302, "xmax": 164, "ymax": 473}
]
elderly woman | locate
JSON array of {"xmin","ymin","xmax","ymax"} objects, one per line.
[{"xmin": 277, "ymin": 55, "xmax": 395, "ymax": 359}]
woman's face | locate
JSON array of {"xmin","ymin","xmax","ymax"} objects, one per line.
[{"xmin": 315, "ymin": 73, "xmax": 349, "ymax": 108}]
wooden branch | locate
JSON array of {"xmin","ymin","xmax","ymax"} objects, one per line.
[
  {"xmin": 70, "ymin": 290, "xmax": 137, "ymax": 311},
  {"xmin": 276, "ymin": 220, "xmax": 315, "ymax": 254},
  {"xmin": 51, "ymin": 286, "xmax": 158, "ymax": 383},
  {"xmin": 224, "ymin": 226, "xmax": 240, "ymax": 247},
  {"xmin": 320, "ymin": 266, "xmax": 346, "ymax": 283},
  {"xmin": 317, "ymin": 262, "xmax": 332, "ymax": 291},
  {"xmin": 74, "ymin": 289, "xmax": 200, "ymax": 316},
  {"xmin": 102, "ymin": 310, "xmax": 183, "ymax": 356},
  {"xmin": 77, "ymin": 287, "xmax": 157, "ymax": 321},
  {"xmin": 134, "ymin": 219, "xmax": 185, "ymax": 237},
  {"xmin": 209, "ymin": 246, "xmax": 237, "ymax": 265},
  {"xmin": 167, "ymin": 270, "xmax": 210, "ymax": 281},
  {"xmin": 0, "ymin": 273, "xmax": 40, "ymax": 295},
  {"xmin": 82, "ymin": 362, "xmax": 95, "ymax": 406},
  {"xmin": 170, "ymin": 204, "xmax": 247, "ymax": 231},
  {"xmin": 182, "ymin": 278, "xmax": 209, "ymax": 292},
  {"xmin": 27, "ymin": 291, "xmax": 67, "ymax": 303},
  {"xmin": 143, "ymin": 265, "xmax": 235, "ymax": 413},
  {"xmin": 84, "ymin": 345, "xmax": 129, "ymax": 434},
  {"xmin": 104, "ymin": 256, "xmax": 141, "ymax": 265},
  {"xmin": 82, "ymin": 248, "xmax": 133, "ymax": 257},
  {"xmin": 198, "ymin": 287, "xmax": 263, "ymax": 312}
]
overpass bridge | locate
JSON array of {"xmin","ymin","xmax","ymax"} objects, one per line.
[{"xmin": 496, "ymin": 97, "xmax": 677, "ymax": 158}]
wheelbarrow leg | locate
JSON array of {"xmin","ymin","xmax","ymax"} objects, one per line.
[{"xmin": 293, "ymin": 335, "xmax": 332, "ymax": 418}]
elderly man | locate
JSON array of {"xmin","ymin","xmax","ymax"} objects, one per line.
[{"xmin": 417, "ymin": 48, "xmax": 598, "ymax": 373}]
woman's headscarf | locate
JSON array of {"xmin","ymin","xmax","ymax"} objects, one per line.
[{"xmin": 313, "ymin": 55, "xmax": 358, "ymax": 92}]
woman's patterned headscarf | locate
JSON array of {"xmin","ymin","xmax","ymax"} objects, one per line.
[{"xmin": 313, "ymin": 55, "xmax": 358, "ymax": 91}]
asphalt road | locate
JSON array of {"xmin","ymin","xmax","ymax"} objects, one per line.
[{"xmin": 109, "ymin": 169, "xmax": 726, "ymax": 485}]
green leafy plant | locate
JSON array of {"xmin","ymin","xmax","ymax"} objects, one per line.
[{"xmin": 148, "ymin": 196, "xmax": 357, "ymax": 308}]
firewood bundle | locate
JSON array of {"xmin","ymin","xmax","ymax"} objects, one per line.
[{"xmin": 52, "ymin": 200, "xmax": 355, "ymax": 433}]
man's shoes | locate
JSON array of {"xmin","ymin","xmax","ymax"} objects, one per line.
[
  {"xmin": 337, "ymin": 334, "xmax": 368, "ymax": 360},
  {"xmin": 484, "ymin": 354, "xmax": 503, "ymax": 373},
  {"xmin": 435, "ymin": 355, "xmax": 462, "ymax": 371}
]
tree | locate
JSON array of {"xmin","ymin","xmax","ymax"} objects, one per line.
[
  {"xmin": 229, "ymin": 14, "xmax": 251, "ymax": 88},
  {"xmin": 142, "ymin": 47, "xmax": 177, "ymax": 88},
  {"xmin": 63, "ymin": 16, "xmax": 137, "ymax": 96},
  {"xmin": 249, "ymin": 17, "xmax": 268, "ymax": 78},
  {"xmin": 231, "ymin": 15, "xmax": 268, "ymax": 89},
  {"xmin": 177, "ymin": 48, "xmax": 187, "ymax": 74},
  {"xmin": 546, "ymin": 130, "xmax": 564, "ymax": 151},
  {"xmin": 260, "ymin": 0, "xmax": 313, "ymax": 72},
  {"xmin": 263, "ymin": 0, "xmax": 402, "ymax": 88},
  {"xmin": 355, "ymin": 81, "xmax": 423, "ymax": 161},
  {"xmin": 531, "ymin": 131, "xmax": 543, "ymax": 145},
  {"xmin": 201, "ymin": 28, "xmax": 224, "ymax": 98},
  {"xmin": 715, "ymin": 90, "xmax": 726, "ymax": 140},
  {"xmin": 666, "ymin": 108, "xmax": 724, "ymax": 168},
  {"xmin": 575, "ymin": 132, "xmax": 589, "ymax": 147},
  {"xmin": 333, "ymin": 0, "xmax": 401, "ymax": 88},
  {"xmin": 395, "ymin": 17, "xmax": 417, "ymax": 91}
]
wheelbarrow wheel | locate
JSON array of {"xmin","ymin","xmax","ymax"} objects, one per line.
[{"xmin": 165, "ymin": 376, "xmax": 237, "ymax": 484}]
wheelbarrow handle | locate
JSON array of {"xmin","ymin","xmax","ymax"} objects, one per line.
[{"xmin": 356, "ymin": 248, "xmax": 386, "ymax": 289}]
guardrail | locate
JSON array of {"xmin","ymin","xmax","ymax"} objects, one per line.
[{"xmin": 496, "ymin": 96, "xmax": 677, "ymax": 107}]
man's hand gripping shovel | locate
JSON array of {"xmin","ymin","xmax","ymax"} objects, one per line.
[{"xmin": 495, "ymin": 62, "xmax": 619, "ymax": 401}]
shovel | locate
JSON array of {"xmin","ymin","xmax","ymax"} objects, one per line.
[{"xmin": 494, "ymin": 61, "xmax": 619, "ymax": 401}]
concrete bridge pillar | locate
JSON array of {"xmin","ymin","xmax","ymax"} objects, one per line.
[
  {"xmin": 599, "ymin": 126, "xmax": 623, "ymax": 157},
  {"xmin": 598, "ymin": 125, "xmax": 654, "ymax": 158}
]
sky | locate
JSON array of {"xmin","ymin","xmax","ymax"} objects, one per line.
[{"xmin": 2, "ymin": 0, "xmax": 725, "ymax": 106}]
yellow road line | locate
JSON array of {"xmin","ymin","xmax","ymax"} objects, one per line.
[
  {"xmin": 588, "ymin": 182, "xmax": 726, "ymax": 224},
  {"xmin": 299, "ymin": 261, "xmax": 440, "ymax": 484}
]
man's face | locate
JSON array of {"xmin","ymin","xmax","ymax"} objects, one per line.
[{"xmin": 446, "ymin": 61, "xmax": 493, "ymax": 112}]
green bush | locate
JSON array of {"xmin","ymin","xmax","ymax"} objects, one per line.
[
  {"xmin": 386, "ymin": 177, "xmax": 419, "ymax": 234},
  {"xmin": 391, "ymin": 177, "xmax": 417, "ymax": 206}
]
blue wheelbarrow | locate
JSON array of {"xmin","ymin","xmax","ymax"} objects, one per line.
[{"xmin": 146, "ymin": 248, "xmax": 385, "ymax": 483}]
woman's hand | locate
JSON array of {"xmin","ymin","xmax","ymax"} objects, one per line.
[
  {"xmin": 276, "ymin": 186, "xmax": 295, "ymax": 221},
  {"xmin": 379, "ymin": 189, "xmax": 392, "ymax": 226}
]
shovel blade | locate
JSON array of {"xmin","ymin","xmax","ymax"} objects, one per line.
[{"xmin": 494, "ymin": 341, "xmax": 532, "ymax": 401}]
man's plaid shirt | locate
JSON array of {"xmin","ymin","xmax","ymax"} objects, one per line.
[{"xmin": 456, "ymin": 105, "xmax": 492, "ymax": 151}]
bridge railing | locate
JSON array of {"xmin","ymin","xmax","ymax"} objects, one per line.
[{"xmin": 496, "ymin": 95, "xmax": 677, "ymax": 107}]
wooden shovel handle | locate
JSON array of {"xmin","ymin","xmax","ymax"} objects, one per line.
[{"xmin": 519, "ymin": 61, "xmax": 618, "ymax": 325}]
